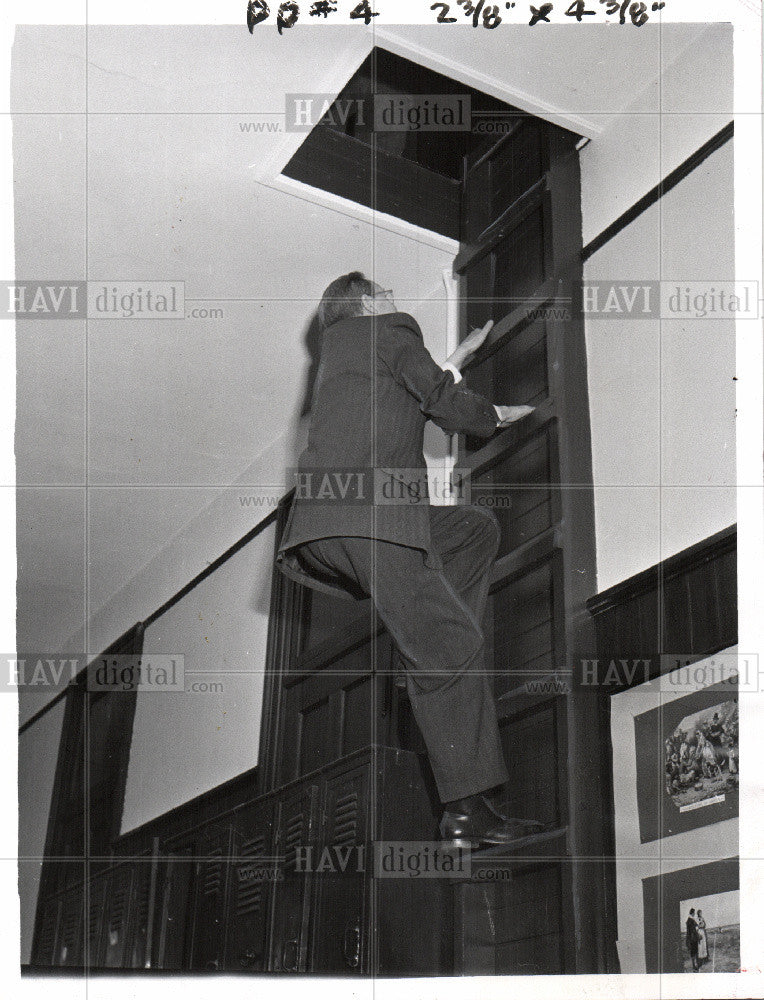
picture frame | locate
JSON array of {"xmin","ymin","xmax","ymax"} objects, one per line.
[
  {"xmin": 642, "ymin": 858, "xmax": 739, "ymax": 974},
  {"xmin": 634, "ymin": 676, "xmax": 738, "ymax": 843}
]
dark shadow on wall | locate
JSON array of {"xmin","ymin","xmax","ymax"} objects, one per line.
[
  {"xmin": 247, "ymin": 309, "xmax": 322, "ymax": 620},
  {"xmin": 299, "ymin": 310, "xmax": 323, "ymax": 419}
]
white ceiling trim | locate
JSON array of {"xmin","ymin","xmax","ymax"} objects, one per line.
[{"xmin": 259, "ymin": 173, "xmax": 460, "ymax": 256}]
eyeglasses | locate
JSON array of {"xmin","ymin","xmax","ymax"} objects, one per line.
[{"xmin": 373, "ymin": 288, "xmax": 395, "ymax": 301}]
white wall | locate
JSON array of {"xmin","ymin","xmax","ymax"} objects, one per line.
[
  {"xmin": 584, "ymin": 141, "xmax": 735, "ymax": 592},
  {"xmin": 580, "ymin": 23, "xmax": 734, "ymax": 592},
  {"xmin": 12, "ymin": 22, "xmax": 456, "ymax": 665},
  {"xmin": 18, "ymin": 698, "xmax": 66, "ymax": 964},
  {"xmin": 120, "ymin": 522, "xmax": 275, "ymax": 833},
  {"xmin": 579, "ymin": 23, "xmax": 732, "ymax": 247}
]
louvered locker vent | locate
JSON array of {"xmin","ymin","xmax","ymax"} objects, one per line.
[
  {"xmin": 109, "ymin": 884, "xmax": 129, "ymax": 935},
  {"xmin": 332, "ymin": 790, "xmax": 359, "ymax": 847},
  {"xmin": 236, "ymin": 834, "xmax": 267, "ymax": 918},
  {"xmin": 202, "ymin": 848, "xmax": 224, "ymax": 897},
  {"xmin": 284, "ymin": 813, "xmax": 305, "ymax": 873},
  {"xmin": 103, "ymin": 868, "xmax": 135, "ymax": 966}
]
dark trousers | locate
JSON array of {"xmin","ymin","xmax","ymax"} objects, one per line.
[{"xmin": 298, "ymin": 505, "xmax": 509, "ymax": 803}]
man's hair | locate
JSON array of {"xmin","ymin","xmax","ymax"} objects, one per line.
[{"xmin": 318, "ymin": 271, "xmax": 376, "ymax": 330}]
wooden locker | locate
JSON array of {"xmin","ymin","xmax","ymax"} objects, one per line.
[
  {"xmin": 310, "ymin": 761, "xmax": 370, "ymax": 973},
  {"xmin": 189, "ymin": 825, "xmax": 233, "ymax": 970},
  {"xmin": 268, "ymin": 783, "xmax": 319, "ymax": 972},
  {"xmin": 372, "ymin": 748, "xmax": 451, "ymax": 977},
  {"xmin": 102, "ymin": 864, "xmax": 135, "ymax": 968},
  {"xmin": 85, "ymin": 872, "xmax": 109, "ymax": 968},
  {"xmin": 156, "ymin": 848, "xmax": 194, "ymax": 970},
  {"xmin": 225, "ymin": 799, "xmax": 275, "ymax": 971},
  {"xmin": 129, "ymin": 854, "xmax": 156, "ymax": 968}
]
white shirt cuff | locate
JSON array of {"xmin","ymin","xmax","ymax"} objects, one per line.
[{"xmin": 442, "ymin": 361, "xmax": 462, "ymax": 384}]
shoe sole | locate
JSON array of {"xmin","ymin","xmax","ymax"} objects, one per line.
[
  {"xmin": 440, "ymin": 824, "xmax": 552, "ymax": 850},
  {"xmin": 439, "ymin": 837, "xmax": 480, "ymax": 850}
]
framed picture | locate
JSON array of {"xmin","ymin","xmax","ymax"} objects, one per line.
[
  {"xmin": 634, "ymin": 677, "xmax": 739, "ymax": 843},
  {"xmin": 642, "ymin": 858, "xmax": 739, "ymax": 974}
]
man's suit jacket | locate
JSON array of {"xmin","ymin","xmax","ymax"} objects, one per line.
[
  {"xmin": 686, "ymin": 917, "xmax": 698, "ymax": 949},
  {"xmin": 276, "ymin": 311, "xmax": 499, "ymax": 598}
]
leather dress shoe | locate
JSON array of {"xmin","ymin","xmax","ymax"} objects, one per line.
[{"xmin": 439, "ymin": 795, "xmax": 550, "ymax": 848}]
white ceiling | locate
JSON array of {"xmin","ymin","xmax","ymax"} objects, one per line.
[{"xmin": 13, "ymin": 22, "xmax": 717, "ymax": 656}]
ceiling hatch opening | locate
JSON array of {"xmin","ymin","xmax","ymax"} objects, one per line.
[{"xmin": 282, "ymin": 46, "xmax": 581, "ymax": 242}]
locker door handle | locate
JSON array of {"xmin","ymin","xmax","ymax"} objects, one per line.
[
  {"xmin": 343, "ymin": 923, "xmax": 361, "ymax": 968},
  {"xmin": 282, "ymin": 938, "xmax": 299, "ymax": 972}
]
